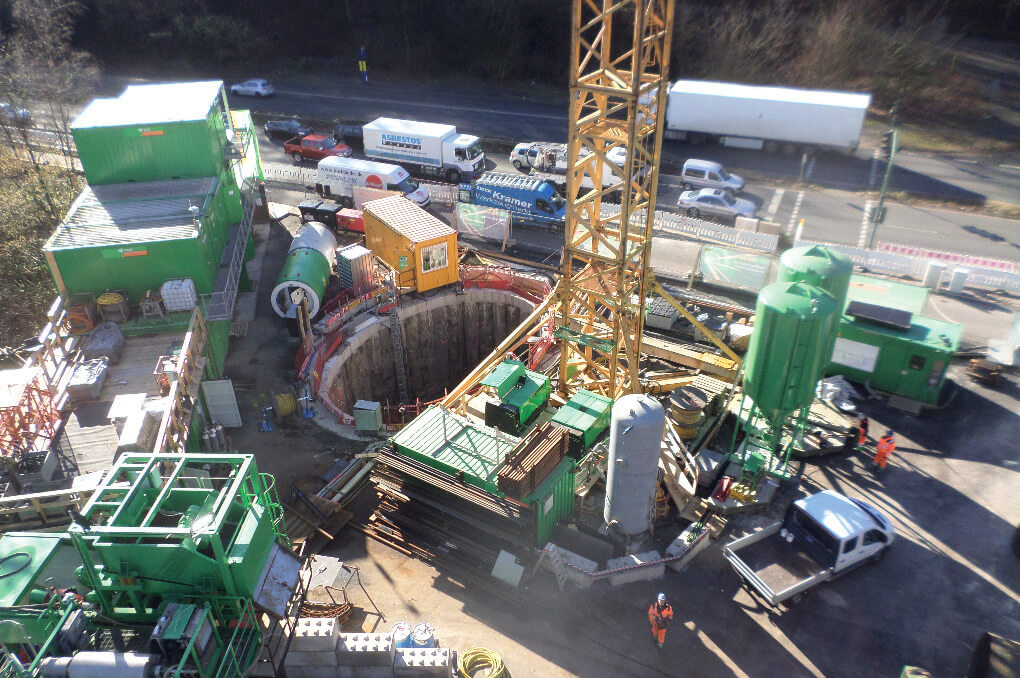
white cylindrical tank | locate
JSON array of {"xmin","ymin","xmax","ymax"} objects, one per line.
[{"xmin": 604, "ymin": 394, "xmax": 666, "ymax": 537}]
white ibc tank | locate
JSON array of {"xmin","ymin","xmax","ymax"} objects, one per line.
[{"xmin": 604, "ymin": 394, "xmax": 666, "ymax": 537}]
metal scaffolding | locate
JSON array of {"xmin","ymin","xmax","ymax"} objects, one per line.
[
  {"xmin": 556, "ymin": 0, "xmax": 675, "ymax": 399},
  {"xmin": 0, "ymin": 367, "xmax": 59, "ymax": 461}
]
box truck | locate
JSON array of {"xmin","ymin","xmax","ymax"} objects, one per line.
[
  {"xmin": 459, "ymin": 172, "xmax": 566, "ymax": 230},
  {"xmin": 665, "ymin": 80, "xmax": 871, "ymax": 153},
  {"xmin": 316, "ymin": 157, "xmax": 430, "ymax": 208},
  {"xmin": 363, "ymin": 118, "xmax": 485, "ymax": 184}
]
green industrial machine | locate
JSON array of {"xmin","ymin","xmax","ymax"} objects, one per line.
[
  {"xmin": 481, "ymin": 360, "xmax": 552, "ymax": 435},
  {"xmin": 0, "ymin": 453, "xmax": 297, "ymax": 678},
  {"xmin": 736, "ymin": 279, "xmax": 840, "ymax": 474},
  {"xmin": 550, "ymin": 389, "xmax": 613, "ymax": 457}
]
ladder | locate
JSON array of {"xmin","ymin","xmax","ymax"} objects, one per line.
[{"xmin": 388, "ymin": 317, "xmax": 411, "ymax": 403}]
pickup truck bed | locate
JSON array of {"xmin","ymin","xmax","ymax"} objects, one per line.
[{"xmin": 736, "ymin": 534, "xmax": 826, "ymax": 593}]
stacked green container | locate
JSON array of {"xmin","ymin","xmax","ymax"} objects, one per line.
[
  {"xmin": 524, "ymin": 458, "xmax": 576, "ymax": 545},
  {"xmin": 72, "ymin": 81, "xmax": 232, "ymax": 187}
]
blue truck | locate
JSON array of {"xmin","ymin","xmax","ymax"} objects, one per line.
[{"xmin": 459, "ymin": 172, "xmax": 567, "ymax": 229}]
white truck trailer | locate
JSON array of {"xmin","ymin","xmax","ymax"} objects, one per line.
[
  {"xmin": 665, "ymin": 80, "xmax": 871, "ymax": 153},
  {"xmin": 723, "ymin": 490, "xmax": 894, "ymax": 607},
  {"xmin": 362, "ymin": 117, "xmax": 485, "ymax": 184}
]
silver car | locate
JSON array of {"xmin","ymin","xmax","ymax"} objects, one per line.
[
  {"xmin": 680, "ymin": 159, "xmax": 744, "ymax": 192},
  {"xmin": 230, "ymin": 79, "xmax": 275, "ymax": 97},
  {"xmin": 677, "ymin": 188, "xmax": 756, "ymax": 221}
]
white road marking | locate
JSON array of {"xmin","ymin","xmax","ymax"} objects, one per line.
[
  {"xmin": 765, "ymin": 188, "xmax": 785, "ymax": 221},
  {"xmin": 868, "ymin": 148, "xmax": 881, "ymax": 189},
  {"xmin": 275, "ymin": 89, "xmax": 565, "ymax": 121},
  {"xmin": 858, "ymin": 201, "xmax": 874, "ymax": 247},
  {"xmin": 882, "ymin": 223, "xmax": 937, "ymax": 234},
  {"xmin": 803, "ymin": 156, "xmax": 815, "ymax": 180},
  {"xmin": 785, "ymin": 190, "xmax": 804, "ymax": 236}
]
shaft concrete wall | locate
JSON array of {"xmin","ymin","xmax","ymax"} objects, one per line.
[{"xmin": 321, "ymin": 289, "xmax": 533, "ymax": 412}]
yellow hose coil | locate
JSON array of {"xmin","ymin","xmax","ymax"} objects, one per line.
[
  {"xmin": 458, "ymin": 647, "xmax": 506, "ymax": 678},
  {"xmin": 96, "ymin": 292, "xmax": 124, "ymax": 305},
  {"xmin": 274, "ymin": 392, "xmax": 297, "ymax": 417}
]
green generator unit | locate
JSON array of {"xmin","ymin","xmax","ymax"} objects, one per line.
[
  {"xmin": 826, "ymin": 275, "xmax": 961, "ymax": 406},
  {"xmin": 551, "ymin": 389, "xmax": 613, "ymax": 457},
  {"xmin": 829, "ymin": 307, "xmax": 961, "ymax": 405},
  {"xmin": 72, "ymin": 81, "xmax": 239, "ymax": 187},
  {"xmin": 481, "ymin": 360, "xmax": 551, "ymax": 435}
]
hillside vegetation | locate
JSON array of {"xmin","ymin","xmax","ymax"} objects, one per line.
[
  {"xmin": 0, "ymin": 150, "xmax": 80, "ymax": 355},
  {"xmin": 69, "ymin": 0, "xmax": 1016, "ymax": 125}
]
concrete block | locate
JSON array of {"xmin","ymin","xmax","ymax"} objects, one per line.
[
  {"xmin": 542, "ymin": 543, "xmax": 597, "ymax": 589},
  {"xmin": 292, "ymin": 617, "xmax": 342, "ymax": 653},
  {"xmin": 665, "ymin": 525, "xmax": 711, "ymax": 572},
  {"xmin": 394, "ymin": 648, "xmax": 452, "ymax": 677},
  {"xmin": 607, "ymin": 550, "xmax": 665, "ymax": 586},
  {"xmin": 337, "ymin": 667, "xmax": 394, "ymax": 678},
  {"xmin": 336, "ymin": 634, "xmax": 395, "ymax": 666},
  {"xmin": 287, "ymin": 650, "xmax": 340, "ymax": 668}
]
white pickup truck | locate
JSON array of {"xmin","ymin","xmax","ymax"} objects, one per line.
[{"xmin": 724, "ymin": 490, "xmax": 894, "ymax": 607}]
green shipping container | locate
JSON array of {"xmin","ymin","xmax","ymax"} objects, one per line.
[
  {"xmin": 43, "ymin": 177, "xmax": 227, "ymax": 302},
  {"xmin": 72, "ymin": 81, "xmax": 232, "ymax": 186},
  {"xmin": 524, "ymin": 458, "xmax": 576, "ymax": 546}
]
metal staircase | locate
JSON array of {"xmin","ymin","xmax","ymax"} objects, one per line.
[{"xmin": 388, "ymin": 317, "xmax": 411, "ymax": 403}]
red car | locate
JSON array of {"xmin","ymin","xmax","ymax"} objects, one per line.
[{"xmin": 284, "ymin": 133, "xmax": 352, "ymax": 163}]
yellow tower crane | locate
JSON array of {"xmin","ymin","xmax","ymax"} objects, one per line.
[
  {"xmin": 556, "ymin": 0, "xmax": 676, "ymax": 399},
  {"xmin": 444, "ymin": 0, "xmax": 681, "ymax": 411}
]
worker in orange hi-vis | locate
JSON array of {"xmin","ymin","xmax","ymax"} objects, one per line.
[
  {"xmin": 873, "ymin": 429, "xmax": 896, "ymax": 471},
  {"xmin": 648, "ymin": 592, "xmax": 674, "ymax": 649}
]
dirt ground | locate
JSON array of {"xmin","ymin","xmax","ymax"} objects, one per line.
[{"xmin": 222, "ymin": 216, "xmax": 1019, "ymax": 677}]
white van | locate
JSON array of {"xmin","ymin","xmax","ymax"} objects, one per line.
[
  {"xmin": 680, "ymin": 159, "xmax": 744, "ymax": 193},
  {"xmin": 316, "ymin": 157, "xmax": 430, "ymax": 208}
]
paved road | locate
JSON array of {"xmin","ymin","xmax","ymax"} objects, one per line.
[
  {"xmin": 260, "ymin": 130, "xmax": 1020, "ymax": 264},
  {"xmin": 75, "ymin": 73, "xmax": 1020, "ymax": 263}
]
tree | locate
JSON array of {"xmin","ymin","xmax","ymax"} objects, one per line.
[{"xmin": 0, "ymin": 0, "xmax": 98, "ymax": 220}]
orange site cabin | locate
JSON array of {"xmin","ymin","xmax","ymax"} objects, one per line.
[{"xmin": 363, "ymin": 195, "xmax": 459, "ymax": 293}]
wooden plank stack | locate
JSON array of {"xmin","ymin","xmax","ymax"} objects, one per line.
[{"xmin": 497, "ymin": 422, "xmax": 568, "ymax": 499}]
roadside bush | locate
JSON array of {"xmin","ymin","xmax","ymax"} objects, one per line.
[{"xmin": 0, "ymin": 150, "xmax": 79, "ymax": 354}]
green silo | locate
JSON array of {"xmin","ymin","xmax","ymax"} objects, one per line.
[
  {"xmin": 778, "ymin": 245, "xmax": 853, "ymax": 311},
  {"xmin": 743, "ymin": 281, "xmax": 839, "ymax": 422}
]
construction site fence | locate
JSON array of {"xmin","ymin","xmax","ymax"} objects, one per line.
[
  {"xmin": 600, "ymin": 205, "xmax": 780, "ymax": 253},
  {"xmin": 418, "ymin": 181, "xmax": 459, "ymax": 207},
  {"xmin": 459, "ymin": 265, "xmax": 553, "ymax": 303},
  {"xmin": 263, "ymin": 162, "xmax": 317, "ymax": 188},
  {"xmin": 795, "ymin": 238, "xmax": 1020, "ymax": 294}
]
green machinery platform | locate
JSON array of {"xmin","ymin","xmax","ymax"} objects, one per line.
[{"xmin": 389, "ymin": 406, "xmax": 575, "ymax": 544}]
